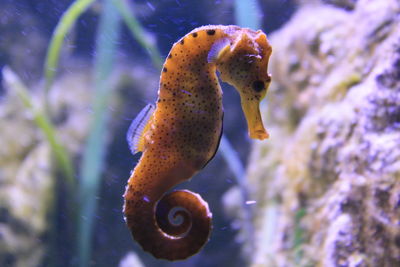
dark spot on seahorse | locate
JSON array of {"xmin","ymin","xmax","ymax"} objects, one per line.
[
  {"xmin": 252, "ymin": 80, "xmax": 264, "ymax": 92},
  {"xmin": 168, "ymin": 54, "xmax": 172, "ymax": 59},
  {"xmin": 207, "ymin": 29, "xmax": 215, "ymax": 35},
  {"xmin": 180, "ymin": 39, "xmax": 185, "ymax": 45},
  {"xmin": 192, "ymin": 32, "xmax": 198, "ymax": 38},
  {"xmin": 163, "ymin": 67, "xmax": 168, "ymax": 72}
]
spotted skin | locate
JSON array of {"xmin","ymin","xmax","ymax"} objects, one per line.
[{"xmin": 123, "ymin": 25, "xmax": 272, "ymax": 261}]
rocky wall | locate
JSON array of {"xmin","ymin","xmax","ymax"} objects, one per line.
[{"xmin": 233, "ymin": 0, "xmax": 400, "ymax": 266}]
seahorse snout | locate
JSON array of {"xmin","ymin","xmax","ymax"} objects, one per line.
[{"xmin": 240, "ymin": 96, "xmax": 269, "ymax": 140}]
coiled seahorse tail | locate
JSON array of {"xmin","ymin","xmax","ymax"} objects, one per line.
[
  {"xmin": 124, "ymin": 185, "xmax": 211, "ymax": 260},
  {"xmin": 124, "ymin": 25, "xmax": 272, "ymax": 260}
]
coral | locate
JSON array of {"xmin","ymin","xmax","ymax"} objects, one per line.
[{"xmin": 227, "ymin": 0, "xmax": 400, "ymax": 266}]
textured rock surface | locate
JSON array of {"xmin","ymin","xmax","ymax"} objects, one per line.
[
  {"xmin": 0, "ymin": 68, "xmax": 92, "ymax": 267},
  {"xmin": 0, "ymin": 78, "xmax": 52, "ymax": 267},
  {"xmin": 236, "ymin": 0, "xmax": 400, "ymax": 266}
]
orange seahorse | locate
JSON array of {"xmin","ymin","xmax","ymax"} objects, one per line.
[{"xmin": 124, "ymin": 25, "xmax": 272, "ymax": 260}]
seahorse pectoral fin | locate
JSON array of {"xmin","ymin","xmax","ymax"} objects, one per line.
[
  {"xmin": 240, "ymin": 96, "xmax": 269, "ymax": 140},
  {"xmin": 126, "ymin": 104, "xmax": 155, "ymax": 154},
  {"xmin": 207, "ymin": 38, "xmax": 230, "ymax": 63}
]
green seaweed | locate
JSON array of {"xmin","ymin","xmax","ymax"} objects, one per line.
[
  {"xmin": 2, "ymin": 67, "xmax": 75, "ymax": 189},
  {"xmin": 293, "ymin": 208, "xmax": 307, "ymax": 264},
  {"xmin": 41, "ymin": 0, "xmax": 162, "ymax": 264},
  {"xmin": 219, "ymin": 136, "xmax": 255, "ymax": 253},
  {"xmin": 112, "ymin": 0, "xmax": 163, "ymax": 69},
  {"xmin": 44, "ymin": 0, "xmax": 96, "ymax": 95},
  {"xmin": 3, "ymin": 66, "xmax": 77, "ymax": 266},
  {"xmin": 77, "ymin": 0, "xmax": 120, "ymax": 266}
]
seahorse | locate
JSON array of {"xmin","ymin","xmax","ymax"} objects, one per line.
[{"xmin": 124, "ymin": 25, "xmax": 272, "ymax": 260}]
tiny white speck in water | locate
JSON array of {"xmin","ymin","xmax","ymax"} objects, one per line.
[
  {"xmin": 225, "ymin": 178, "xmax": 233, "ymax": 184},
  {"xmin": 245, "ymin": 200, "xmax": 257, "ymax": 205},
  {"xmin": 143, "ymin": 196, "xmax": 150, "ymax": 202},
  {"xmin": 146, "ymin": 1, "xmax": 155, "ymax": 11}
]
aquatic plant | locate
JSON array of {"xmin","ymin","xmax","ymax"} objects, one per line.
[
  {"xmin": 44, "ymin": 0, "xmax": 96, "ymax": 96},
  {"xmin": 3, "ymin": 68, "xmax": 75, "ymax": 188},
  {"xmin": 77, "ymin": 0, "xmax": 120, "ymax": 266},
  {"xmin": 42, "ymin": 0, "xmax": 164, "ymax": 265},
  {"xmin": 293, "ymin": 208, "xmax": 306, "ymax": 264},
  {"xmin": 219, "ymin": 136, "xmax": 255, "ymax": 253},
  {"xmin": 112, "ymin": 0, "xmax": 163, "ymax": 69}
]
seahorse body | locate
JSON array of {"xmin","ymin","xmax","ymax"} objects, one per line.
[{"xmin": 124, "ymin": 25, "xmax": 272, "ymax": 260}]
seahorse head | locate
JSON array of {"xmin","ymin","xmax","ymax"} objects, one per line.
[{"xmin": 217, "ymin": 28, "xmax": 272, "ymax": 140}]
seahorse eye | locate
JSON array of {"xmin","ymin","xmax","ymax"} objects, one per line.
[{"xmin": 252, "ymin": 80, "xmax": 264, "ymax": 92}]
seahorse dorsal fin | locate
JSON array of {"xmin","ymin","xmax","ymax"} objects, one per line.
[
  {"xmin": 207, "ymin": 38, "xmax": 230, "ymax": 63},
  {"xmin": 126, "ymin": 104, "xmax": 155, "ymax": 154}
]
